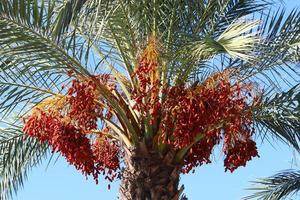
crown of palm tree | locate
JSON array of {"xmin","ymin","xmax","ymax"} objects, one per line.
[{"xmin": 1, "ymin": 0, "xmax": 300, "ymax": 200}]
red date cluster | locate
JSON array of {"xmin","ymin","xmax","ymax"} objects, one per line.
[
  {"xmin": 132, "ymin": 38, "xmax": 161, "ymax": 123},
  {"xmin": 23, "ymin": 74, "xmax": 120, "ymax": 184},
  {"xmin": 67, "ymin": 74, "xmax": 115, "ymax": 131},
  {"xmin": 23, "ymin": 108, "xmax": 120, "ymax": 184},
  {"xmin": 93, "ymin": 137, "xmax": 120, "ymax": 183},
  {"xmin": 23, "ymin": 109, "xmax": 97, "ymax": 178},
  {"xmin": 223, "ymin": 138, "xmax": 258, "ymax": 172},
  {"xmin": 67, "ymin": 78, "xmax": 101, "ymax": 131},
  {"xmin": 159, "ymin": 74, "xmax": 259, "ymax": 173},
  {"xmin": 181, "ymin": 129, "xmax": 221, "ymax": 173},
  {"xmin": 132, "ymin": 39, "xmax": 259, "ymax": 174}
]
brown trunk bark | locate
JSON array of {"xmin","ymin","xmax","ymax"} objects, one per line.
[{"xmin": 119, "ymin": 141, "xmax": 186, "ymax": 200}]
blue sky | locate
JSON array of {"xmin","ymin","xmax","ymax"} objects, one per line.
[{"xmin": 15, "ymin": 1, "xmax": 300, "ymax": 200}]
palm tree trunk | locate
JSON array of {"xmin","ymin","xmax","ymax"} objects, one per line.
[{"xmin": 119, "ymin": 141, "xmax": 185, "ymax": 200}]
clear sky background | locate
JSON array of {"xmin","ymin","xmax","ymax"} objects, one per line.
[{"xmin": 14, "ymin": 1, "xmax": 300, "ymax": 200}]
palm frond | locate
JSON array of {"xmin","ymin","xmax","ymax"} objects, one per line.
[
  {"xmin": 52, "ymin": 0, "xmax": 88, "ymax": 41},
  {"xmin": 188, "ymin": 6, "xmax": 300, "ymax": 92},
  {"xmin": 0, "ymin": 69, "xmax": 63, "ymax": 120},
  {"xmin": 217, "ymin": 20, "xmax": 260, "ymax": 60},
  {"xmin": 0, "ymin": 0, "xmax": 54, "ymax": 31},
  {"xmin": 254, "ymin": 84, "xmax": 300, "ymax": 151},
  {"xmin": 0, "ymin": 1, "xmax": 95, "ymax": 119},
  {"xmin": 244, "ymin": 170, "xmax": 300, "ymax": 200},
  {"xmin": 0, "ymin": 125, "xmax": 49, "ymax": 200},
  {"xmin": 185, "ymin": 19, "xmax": 260, "ymax": 61},
  {"xmin": 209, "ymin": 0, "xmax": 267, "ymax": 36},
  {"xmin": 240, "ymin": 8, "xmax": 300, "ymax": 88},
  {"xmin": 174, "ymin": 19, "xmax": 260, "ymax": 83},
  {"xmin": 0, "ymin": 15, "xmax": 89, "ymax": 73}
]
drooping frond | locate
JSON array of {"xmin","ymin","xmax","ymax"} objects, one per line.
[
  {"xmin": 0, "ymin": 15, "xmax": 89, "ymax": 73},
  {"xmin": 240, "ymin": 8, "xmax": 300, "ymax": 89},
  {"xmin": 0, "ymin": 125, "xmax": 48, "ymax": 200},
  {"xmin": 51, "ymin": 0, "xmax": 88, "ymax": 41},
  {"xmin": 255, "ymin": 84, "xmax": 300, "ymax": 152},
  {"xmin": 244, "ymin": 170, "xmax": 300, "ymax": 200},
  {"xmin": 0, "ymin": 0, "xmax": 93, "ymax": 120}
]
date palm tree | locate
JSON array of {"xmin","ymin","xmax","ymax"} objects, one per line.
[{"xmin": 1, "ymin": 0, "xmax": 300, "ymax": 200}]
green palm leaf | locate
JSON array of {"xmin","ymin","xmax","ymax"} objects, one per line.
[
  {"xmin": 255, "ymin": 84, "xmax": 300, "ymax": 151},
  {"xmin": 0, "ymin": 125, "xmax": 48, "ymax": 200},
  {"xmin": 244, "ymin": 170, "xmax": 300, "ymax": 200}
]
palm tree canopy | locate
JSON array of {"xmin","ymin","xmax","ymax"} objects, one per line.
[{"xmin": 1, "ymin": 0, "xmax": 300, "ymax": 199}]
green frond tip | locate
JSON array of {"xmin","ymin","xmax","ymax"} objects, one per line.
[
  {"xmin": 244, "ymin": 170, "xmax": 300, "ymax": 200},
  {"xmin": 0, "ymin": 127, "xmax": 48, "ymax": 200},
  {"xmin": 255, "ymin": 84, "xmax": 300, "ymax": 152},
  {"xmin": 217, "ymin": 20, "xmax": 260, "ymax": 61}
]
